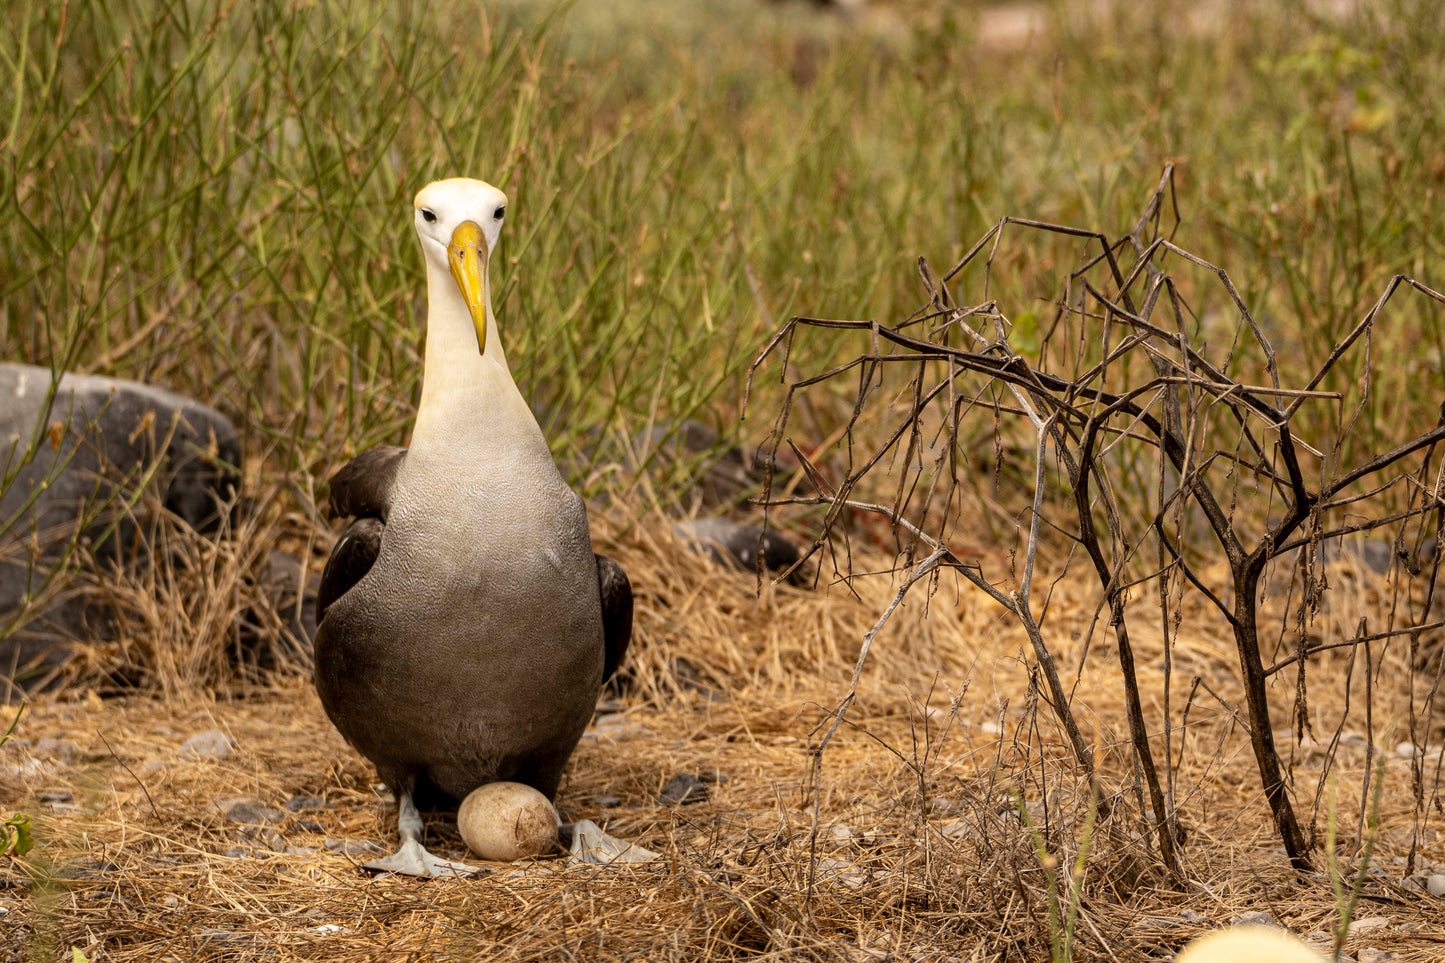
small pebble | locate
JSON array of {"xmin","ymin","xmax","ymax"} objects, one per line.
[
  {"xmin": 1358, "ymin": 950, "xmax": 1399, "ymax": 963},
  {"xmin": 1427, "ymin": 874, "xmax": 1445, "ymax": 897},
  {"xmin": 284, "ymin": 795, "xmax": 326, "ymax": 812},
  {"xmin": 658, "ymin": 773, "xmax": 709, "ymax": 806},
  {"xmin": 929, "ymin": 796, "xmax": 965, "ymax": 816},
  {"xmin": 325, "ymin": 838, "xmax": 381, "ymax": 855},
  {"xmin": 1395, "ymin": 742, "xmax": 1417, "ymax": 759},
  {"xmin": 221, "ymin": 800, "xmax": 284, "ymax": 825},
  {"xmin": 32, "ymin": 737, "xmax": 77, "ymax": 761},
  {"xmin": 1234, "ymin": 911, "xmax": 1276, "ymax": 927},
  {"xmin": 1140, "ymin": 917, "xmax": 1184, "ymax": 930},
  {"xmin": 1347, "ymin": 916, "xmax": 1389, "ymax": 937},
  {"xmin": 198, "ymin": 929, "xmax": 244, "ymax": 942},
  {"xmin": 179, "ymin": 729, "xmax": 234, "ymax": 760},
  {"xmin": 295, "ymin": 819, "xmax": 324, "ymax": 834},
  {"xmin": 813, "ymin": 857, "xmax": 864, "ymax": 889},
  {"xmin": 235, "ymin": 825, "xmax": 287, "ymax": 852},
  {"xmin": 583, "ymin": 714, "xmax": 645, "ymax": 742}
]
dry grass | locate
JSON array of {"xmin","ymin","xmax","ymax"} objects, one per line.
[{"xmin": 4, "ymin": 513, "xmax": 1445, "ymax": 961}]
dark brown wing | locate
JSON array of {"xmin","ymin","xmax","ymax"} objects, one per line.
[
  {"xmin": 326, "ymin": 446, "xmax": 406, "ymax": 521},
  {"xmin": 317, "ymin": 447, "xmax": 407, "ymax": 626},
  {"xmin": 596, "ymin": 554, "xmax": 632, "ymax": 684},
  {"xmin": 317, "ymin": 516, "xmax": 383, "ymax": 625}
]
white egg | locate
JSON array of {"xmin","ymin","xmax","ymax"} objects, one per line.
[
  {"xmin": 1174, "ymin": 926, "xmax": 1325, "ymax": 963},
  {"xmin": 456, "ymin": 782, "xmax": 560, "ymax": 862}
]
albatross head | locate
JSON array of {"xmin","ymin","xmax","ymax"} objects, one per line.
[{"xmin": 413, "ymin": 178, "xmax": 509, "ymax": 356}]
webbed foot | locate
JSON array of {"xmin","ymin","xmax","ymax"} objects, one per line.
[
  {"xmin": 362, "ymin": 838, "xmax": 482, "ymax": 878},
  {"xmin": 563, "ymin": 819, "xmax": 660, "ymax": 865}
]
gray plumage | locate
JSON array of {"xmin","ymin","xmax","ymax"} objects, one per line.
[
  {"xmin": 315, "ymin": 439, "xmax": 628, "ymax": 805},
  {"xmin": 310, "ymin": 178, "xmax": 631, "ymax": 875}
]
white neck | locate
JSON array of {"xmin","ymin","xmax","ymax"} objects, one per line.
[{"xmin": 411, "ymin": 255, "xmax": 540, "ymax": 455}]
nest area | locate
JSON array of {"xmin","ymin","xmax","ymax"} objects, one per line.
[{"xmin": 3, "ymin": 513, "xmax": 1445, "ymax": 962}]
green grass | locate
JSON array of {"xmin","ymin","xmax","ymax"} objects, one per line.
[{"xmin": 1, "ymin": 0, "xmax": 1441, "ymax": 496}]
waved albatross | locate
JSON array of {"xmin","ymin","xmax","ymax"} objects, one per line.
[{"xmin": 314, "ymin": 177, "xmax": 632, "ymax": 877}]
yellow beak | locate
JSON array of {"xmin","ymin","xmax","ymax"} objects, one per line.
[{"xmin": 447, "ymin": 221, "xmax": 489, "ymax": 354}]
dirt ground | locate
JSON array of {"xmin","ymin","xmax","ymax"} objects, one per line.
[{"xmin": 4, "ymin": 516, "xmax": 1445, "ymax": 961}]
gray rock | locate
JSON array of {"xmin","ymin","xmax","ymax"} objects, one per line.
[
  {"xmin": 1359, "ymin": 540, "xmax": 1394, "ymax": 575},
  {"xmin": 1347, "ymin": 916, "xmax": 1389, "ymax": 936},
  {"xmin": 1426, "ymin": 874, "xmax": 1445, "ymax": 897},
  {"xmin": 31, "ymin": 736, "xmax": 77, "ymax": 760},
  {"xmin": 673, "ymin": 517, "xmax": 802, "ymax": 577},
  {"xmin": 236, "ymin": 825, "xmax": 287, "ymax": 852},
  {"xmin": 1233, "ymin": 911, "xmax": 1276, "ymax": 927},
  {"xmin": 1139, "ymin": 917, "xmax": 1184, "ymax": 930},
  {"xmin": 582, "ymin": 713, "xmax": 647, "ymax": 741},
  {"xmin": 179, "ymin": 729, "xmax": 234, "ymax": 760},
  {"xmin": 263, "ymin": 551, "xmax": 319, "ymax": 645},
  {"xmin": 658, "ymin": 773, "xmax": 709, "ymax": 806},
  {"xmin": 324, "ymin": 838, "xmax": 381, "ymax": 855},
  {"xmin": 220, "ymin": 799, "xmax": 285, "ymax": 824},
  {"xmin": 0, "ymin": 363, "xmax": 240, "ymax": 690},
  {"xmin": 631, "ymin": 419, "xmax": 761, "ymax": 508},
  {"xmin": 812, "ymin": 856, "xmax": 864, "ymax": 888},
  {"xmin": 283, "ymin": 794, "xmax": 327, "ymax": 812},
  {"xmin": 939, "ymin": 819, "xmax": 969, "ymax": 839}
]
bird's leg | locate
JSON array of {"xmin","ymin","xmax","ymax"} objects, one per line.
[{"xmin": 362, "ymin": 790, "xmax": 482, "ymax": 878}]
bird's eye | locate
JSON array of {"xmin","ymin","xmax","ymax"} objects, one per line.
[
  {"xmin": 493, "ymin": 206, "xmax": 506, "ymax": 220},
  {"xmin": 420, "ymin": 208, "xmax": 437, "ymax": 223}
]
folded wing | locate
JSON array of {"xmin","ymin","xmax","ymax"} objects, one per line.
[{"xmin": 317, "ymin": 446, "xmax": 407, "ymax": 625}]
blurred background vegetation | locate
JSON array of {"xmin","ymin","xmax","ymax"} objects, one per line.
[{"xmin": 1, "ymin": 0, "xmax": 1441, "ymax": 504}]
